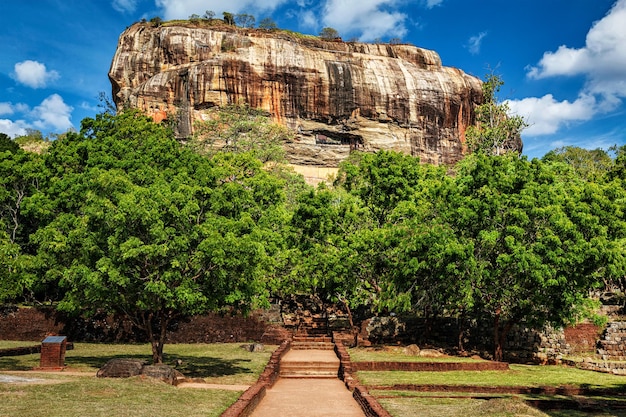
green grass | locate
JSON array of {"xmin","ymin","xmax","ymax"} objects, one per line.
[
  {"xmin": 0, "ymin": 375, "xmax": 241, "ymax": 417},
  {"xmin": 0, "ymin": 342, "xmax": 277, "ymax": 417},
  {"xmin": 0, "ymin": 341, "xmax": 40, "ymax": 349},
  {"xmin": 0, "ymin": 342, "xmax": 276, "ymax": 385},
  {"xmin": 348, "ymin": 347, "xmax": 484, "ymax": 363},
  {"xmin": 377, "ymin": 396, "xmax": 551, "ymax": 417},
  {"xmin": 357, "ymin": 364, "xmax": 626, "ymax": 389}
]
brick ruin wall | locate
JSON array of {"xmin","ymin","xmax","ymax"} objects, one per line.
[
  {"xmin": 0, "ymin": 306, "xmax": 614, "ymax": 368},
  {"xmin": 0, "ymin": 306, "xmax": 288, "ymax": 345}
]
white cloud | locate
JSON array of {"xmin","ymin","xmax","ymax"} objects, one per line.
[
  {"xmin": 112, "ymin": 0, "xmax": 138, "ymax": 13},
  {"xmin": 467, "ymin": 31, "xmax": 487, "ymax": 55},
  {"xmin": 0, "ymin": 103, "xmax": 15, "ymax": 116},
  {"xmin": 515, "ymin": 0, "xmax": 626, "ymax": 140},
  {"xmin": 155, "ymin": 0, "xmax": 288, "ymax": 19},
  {"xmin": 12, "ymin": 60, "xmax": 60, "ymax": 89},
  {"xmin": 32, "ymin": 94, "xmax": 74, "ymax": 131},
  {"xmin": 0, "ymin": 119, "xmax": 29, "ymax": 138},
  {"xmin": 299, "ymin": 10, "xmax": 318, "ymax": 30},
  {"xmin": 322, "ymin": 0, "xmax": 407, "ymax": 41},
  {"xmin": 506, "ymin": 94, "xmax": 597, "ymax": 136},
  {"xmin": 527, "ymin": 0, "xmax": 626, "ymax": 101}
]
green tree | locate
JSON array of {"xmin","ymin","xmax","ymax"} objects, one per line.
[
  {"xmin": 0, "ymin": 147, "xmax": 46, "ymax": 303},
  {"xmin": 335, "ymin": 151, "xmax": 428, "ymax": 226},
  {"xmin": 0, "ymin": 133, "xmax": 19, "ymax": 154},
  {"xmin": 34, "ymin": 111, "xmax": 285, "ymax": 363},
  {"xmin": 203, "ymin": 10, "xmax": 215, "ymax": 20},
  {"xmin": 608, "ymin": 144, "xmax": 626, "ymax": 181},
  {"xmin": 191, "ymin": 103, "xmax": 290, "ymax": 163},
  {"xmin": 446, "ymin": 154, "xmax": 623, "ymax": 360},
  {"xmin": 258, "ymin": 17, "xmax": 277, "ymax": 31},
  {"xmin": 235, "ymin": 13, "xmax": 255, "ymax": 28},
  {"xmin": 466, "ymin": 74, "xmax": 526, "ymax": 156},
  {"xmin": 223, "ymin": 12, "xmax": 235, "ymax": 25},
  {"xmin": 319, "ymin": 27, "xmax": 340, "ymax": 40},
  {"xmin": 543, "ymin": 146, "xmax": 613, "ymax": 181},
  {"xmin": 149, "ymin": 16, "xmax": 162, "ymax": 27}
]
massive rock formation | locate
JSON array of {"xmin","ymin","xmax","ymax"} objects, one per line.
[{"xmin": 109, "ymin": 22, "xmax": 506, "ymax": 172}]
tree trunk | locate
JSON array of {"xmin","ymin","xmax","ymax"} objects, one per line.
[
  {"xmin": 493, "ymin": 310, "xmax": 502, "ymax": 362},
  {"xmin": 493, "ymin": 311, "xmax": 515, "ymax": 362},
  {"xmin": 341, "ymin": 297, "xmax": 358, "ymax": 346},
  {"xmin": 142, "ymin": 312, "xmax": 169, "ymax": 364}
]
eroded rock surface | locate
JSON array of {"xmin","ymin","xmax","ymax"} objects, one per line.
[{"xmin": 109, "ymin": 23, "xmax": 509, "ymax": 168}]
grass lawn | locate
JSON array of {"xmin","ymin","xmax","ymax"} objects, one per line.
[
  {"xmin": 377, "ymin": 396, "xmax": 551, "ymax": 417},
  {"xmin": 0, "ymin": 341, "xmax": 277, "ymax": 417},
  {"xmin": 357, "ymin": 364, "xmax": 626, "ymax": 389},
  {"xmin": 0, "ymin": 375, "xmax": 241, "ymax": 417},
  {"xmin": 0, "ymin": 342, "xmax": 276, "ymax": 385},
  {"xmin": 360, "ymin": 365, "xmax": 626, "ymax": 417}
]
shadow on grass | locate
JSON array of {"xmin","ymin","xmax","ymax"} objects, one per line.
[
  {"xmin": 0, "ymin": 356, "xmax": 37, "ymax": 371},
  {"xmin": 64, "ymin": 353, "xmax": 254, "ymax": 379}
]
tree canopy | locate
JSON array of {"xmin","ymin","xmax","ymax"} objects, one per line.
[
  {"xmin": 32, "ymin": 111, "xmax": 287, "ymax": 363},
  {"xmin": 1, "ymin": 101, "xmax": 624, "ymax": 363}
]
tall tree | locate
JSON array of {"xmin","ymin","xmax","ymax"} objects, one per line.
[
  {"xmin": 543, "ymin": 146, "xmax": 613, "ymax": 181},
  {"xmin": 446, "ymin": 154, "xmax": 624, "ymax": 360},
  {"xmin": 191, "ymin": 103, "xmax": 290, "ymax": 163},
  {"xmin": 34, "ymin": 111, "xmax": 285, "ymax": 363},
  {"xmin": 466, "ymin": 74, "xmax": 526, "ymax": 156}
]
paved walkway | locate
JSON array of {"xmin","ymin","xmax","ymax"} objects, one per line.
[{"xmin": 250, "ymin": 349, "xmax": 366, "ymax": 417}]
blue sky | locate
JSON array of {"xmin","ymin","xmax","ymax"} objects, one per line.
[{"xmin": 1, "ymin": 0, "xmax": 625, "ymax": 159}]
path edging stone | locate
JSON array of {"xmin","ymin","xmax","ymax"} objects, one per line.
[
  {"xmin": 220, "ymin": 339, "xmax": 291, "ymax": 417},
  {"xmin": 334, "ymin": 335, "xmax": 392, "ymax": 417}
]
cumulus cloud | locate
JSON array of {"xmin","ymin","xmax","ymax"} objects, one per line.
[
  {"xmin": 467, "ymin": 31, "xmax": 487, "ymax": 55},
  {"xmin": 12, "ymin": 60, "xmax": 60, "ymax": 89},
  {"xmin": 527, "ymin": 0, "xmax": 626, "ymax": 101},
  {"xmin": 321, "ymin": 0, "xmax": 407, "ymax": 41},
  {"xmin": 155, "ymin": 0, "xmax": 288, "ymax": 19},
  {"xmin": 0, "ymin": 119, "xmax": 29, "ymax": 138},
  {"xmin": 112, "ymin": 0, "xmax": 138, "ymax": 13},
  {"xmin": 32, "ymin": 94, "xmax": 73, "ymax": 131},
  {"xmin": 507, "ymin": 94, "xmax": 597, "ymax": 136},
  {"xmin": 515, "ymin": 0, "xmax": 626, "ymax": 138},
  {"xmin": 0, "ymin": 103, "xmax": 15, "ymax": 116}
]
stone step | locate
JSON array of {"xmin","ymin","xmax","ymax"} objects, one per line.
[
  {"xmin": 280, "ymin": 362, "xmax": 339, "ymax": 378},
  {"xmin": 291, "ymin": 341, "xmax": 335, "ymax": 350},
  {"xmin": 293, "ymin": 335, "xmax": 333, "ymax": 343}
]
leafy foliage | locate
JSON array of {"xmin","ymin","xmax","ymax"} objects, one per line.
[
  {"xmin": 32, "ymin": 110, "xmax": 286, "ymax": 363},
  {"xmin": 319, "ymin": 27, "xmax": 340, "ymax": 40},
  {"xmin": 543, "ymin": 146, "xmax": 613, "ymax": 181},
  {"xmin": 466, "ymin": 74, "xmax": 527, "ymax": 156},
  {"xmin": 191, "ymin": 103, "xmax": 290, "ymax": 163},
  {"xmin": 234, "ymin": 13, "xmax": 255, "ymax": 28},
  {"xmin": 258, "ymin": 17, "xmax": 278, "ymax": 31}
]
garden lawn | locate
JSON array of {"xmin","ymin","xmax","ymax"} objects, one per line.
[
  {"xmin": 0, "ymin": 342, "xmax": 278, "ymax": 417},
  {"xmin": 0, "ymin": 342, "xmax": 276, "ymax": 385},
  {"xmin": 357, "ymin": 364, "xmax": 626, "ymax": 389},
  {"xmin": 0, "ymin": 375, "xmax": 240, "ymax": 417}
]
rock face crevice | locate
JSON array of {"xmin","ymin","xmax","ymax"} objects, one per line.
[{"xmin": 109, "ymin": 23, "xmax": 497, "ymax": 167}]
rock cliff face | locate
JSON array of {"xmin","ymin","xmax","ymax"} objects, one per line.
[{"xmin": 109, "ymin": 23, "xmax": 490, "ymax": 168}]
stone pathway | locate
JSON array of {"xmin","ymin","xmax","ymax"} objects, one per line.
[{"xmin": 250, "ymin": 349, "xmax": 366, "ymax": 417}]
